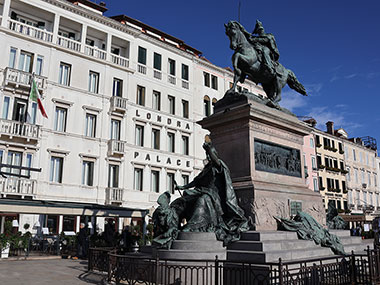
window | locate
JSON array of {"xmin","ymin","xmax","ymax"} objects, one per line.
[
  {"xmin": 136, "ymin": 85, "xmax": 145, "ymax": 106},
  {"xmin": 360, "ymin": 152, "xmax": 363, "ymax": 163},
  {"xmin": 0, "ymin": 150, "xmax": 3, "ymax": 164},
  {"xmin": 310, "ymin": 138, "xmax": 314, "ymax": 148},
  {"xmin": 211, "ymin": 75, "xmax": 218, "ymax": 90},
  {"xmin": 311, "ymin": 157, "xmax": 316, "ymax": 169},
  {"xmin": 353, "ymin": 149, "xmax": 356, "ymax": 161},
  {"xmin": 88, "ymin": 71, "xmax": 99, "ymax": 93},
  {"xmin": 182, "ymin": 64, "xmax": 189, "ymax": 80},
  {"xmin": 182, "ymin": 174, "xmax": 189, "ymax": 185},
  {"xmin": 2, "ymin": 96, "xmax": 10, "ymax": 119},
  {"xmin": 9, "ymin": 47, "xmax": 17, "ymax": 68},
  {"xmin": 135, "ymin": 125, "xmax": 144, "ymax": 146},
  {"xmin": 182, "ymin": 100, "xmax": 189, "ymax": 118},
  {"xmin": 151, "ymin": 170, "xmax": 160, "ymax": 193},
  {"xmin": 18, "ymin": 51, "xmax": 33, "ymax": 72},
  {"xmin": 153, "ymin": 52, "xmax": 161, "ymax": 70},
  {"xmin": 368, "ymin": 173, "xmax": 371, "ymax": 186},
  {"xmin": 35, "ymin": 56, "xmax": 43, "ymax": 76},
  {"xmin": 108, "ymin": 164, "xmax": 119, "ymax": 187},
  {"xmin": 50, "ymin": 156, "xmax": 63, "ymax": 183},
  {"xmin": 12, "ymin": 98, "xmax": 27, "ymax": 122},
  {"xmin": 319, "ymin": 177, "xmax": 324, "ymax": 189},
  {"xmin": 58, "ymin": 62, "xmax": 71, "ymax": 86},
  {"xmin": 110, "ymin": 119, "xmax": 121, "ymax": 140},
  {"xmin": 152, "ymin": 129, "xmax": 160, "ymax": 150},
  {"xmin": 313, "ymin": 178, "xmax": 318, "ymax": 192},
  {"xmin": 138, "ymin": 46, "xmax": 147, "ymax": 65},
  {"xmin": 347, "ymin": 167, "xmax": 351, "ymax": 181},
  {"xmin": 85, "ymin": 113, "xmax": 96, "ymax": 137},
  {"xmin": 355, "ymin": 168, "xmax": 358, "ymax": 182},
  {"xmin": 30, "ymin": 102, "xmax": 37, "ymax": 124},
  {"xmin": 152, "ymin": 91, "xmax": 161, "ymax": 111},
  {"xmin": 316, "ymin": 135, "xmax": 320, "ymax": 146},
  {"xmin": 82, "ymin": 161, "xmax": 94, "ymax": 186},
  {"xmin": 361, "ymin": 170, "xmax": 365, "ymax": 184},
  {"xmin": 134, "ymin": 168, "xmax": 143, "ymax": 191},
  {"xmin": 167, "ymin": 172, "xmax": 175, "ymax": 194},
  {"xmin": 366, "ymin": 154, "xmax": 369, "ymax": 165},
  {"xmin": 168, "ymin": 95, "xmax": 175, "ymax": 115},
  {"xmin": 182, "ymin": 135, "xmax": 189, "ymax": 155},
  {"xmin": 168, "ymin": 58, "xmax": 176, "ymax": 76},
  {"xmin": 24, "ymin": 153, "xmax": 33, "ymax": 177},
  {"xmin": 54, "ymin": 107, "xmax": 67, "ymax": 132},
  {"xmin": 168, "ymin": 132, "xmax": 175, "ymax": 153},
  {"xmin": 113, "ymin": 78, "xmax": 123, "ymax": 97},
  {"xmin": 6, "ymin": 151, "xmax": 22, "ymax": 175},
  {"xmin": 204, "ymin": 96, "xmax": 211, "ymax": 117},
  {"xmin": 203, "ymin": 72, "xmax": 210, "ymax": 87}
]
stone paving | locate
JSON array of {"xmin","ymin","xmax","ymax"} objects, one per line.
[{"xmin": 0, "ymin": 258, "xmax": 105, "ymax": 284}]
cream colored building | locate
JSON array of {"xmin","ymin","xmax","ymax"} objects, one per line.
[
  {"xmin": 314, "ymin": 122, "xmax": 347, "ymax": 210},
  {"xmin": 0, "ymin": 0, "xmax": 264, "ymax": 234}
]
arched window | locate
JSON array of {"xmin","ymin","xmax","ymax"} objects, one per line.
[{"xmin": 203, "ymin": 95, "xmax": 210, "ymax": 117}]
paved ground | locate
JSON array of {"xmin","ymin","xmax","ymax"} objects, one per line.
[{"xmin": 0, "ymin": 258, "xmax": 105, "ymax": 284}]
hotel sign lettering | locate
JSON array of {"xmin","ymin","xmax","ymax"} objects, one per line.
[{"xmin": 254, "ymin": 139, "xmax": 301, "ymax": 178}]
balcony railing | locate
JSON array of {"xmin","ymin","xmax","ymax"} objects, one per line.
[
  {"xmin": 57, "ymin": 35, "xmax": 81, "ymax": 52},
  {"xmin": 137, "ymin": 64, "xmax": 147, "ymax": 74},
  {"xmin": 168, "ymin": 75, "xmax": 176, "ymax": 85},
  {"xmin": 182, "ymin": 80, "xmax": 189, "ymax": 89},
  {"xmin": 105, "ymin": 187, "xmax": 123, "ymax": 204},
  {"xmin": 154, "ymin": 70, "xmax": 162, "ymax": 80},
  {"xmin": 110, "ymin": 96, "xmax": 127, "ymax": 112},
  {"xmin": 4, "ymin": 67, "xmax": 46, "ymax": 90},
  {"xmin": 8, "ymin": 19, "xmax": 53, "ymax": 42},
  {"xmin": 0, "ymin": 176, "xmax": 36, "ymax": 197},
  {"xmin": 108, "ymin": 140, "xmax": 126, "ymax": 155},
  {"xmin": 85, "ymin": 45, "xmax": 107, "ymax": 60},
  {"xmin": 0, "ymin": 119, "xmax": 40, "ymax": 140},
  {"xmin": 111, "ymin": 54, "xmax": 129, "ymax": 68}
]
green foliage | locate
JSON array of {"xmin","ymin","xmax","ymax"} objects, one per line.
[{"xmin": 23, "ymin": 223, "xmax": 30, "ymax": 231}]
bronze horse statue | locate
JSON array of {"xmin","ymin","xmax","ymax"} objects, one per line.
[{"xmin": 225, "ymin": 21, "xmax": 307, "ymax": 106}]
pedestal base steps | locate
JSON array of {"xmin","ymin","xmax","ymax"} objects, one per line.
[
  {"xmin": 227, "ymin": 230, "xmax": 373, "ymax": 263},
  {"xmin": 157, "ymin": 232, "xmax": 226, "ymax": 260}
]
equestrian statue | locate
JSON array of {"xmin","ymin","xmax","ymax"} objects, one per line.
[{"xmin": 224, "ymin": 20, "xmax": 307, "ymax": 108}]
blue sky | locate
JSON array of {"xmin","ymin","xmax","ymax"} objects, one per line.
[{"xmin": 103, "ymin": 0, "xmax": 380, "ymax": 149}]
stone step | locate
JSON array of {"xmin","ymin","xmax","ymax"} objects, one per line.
[
  {"xmin": 228, "ymin": 239, "xmax": 320, "ymax": 252},
  {"xmin": 158, "ymin": 249, "xmax": 226, "ymax": 260},
  {"xmin": 329, "ymin": 230, "xmax": 352, "ymax": 238},
  {"xmin": 227, "ymin": 246, "xmax": 334, "ymax": 263},
  {"xmin": 171, "ymin": 240, "xmax": 224, "ymax": 251},
  {"xmin": 240, "ymin": 231, "xmax": 298, "ymax": 241},
  {"xmin": 177, "ymin": 232, "xmax": 217, "ymax": 241},
  {"xmin": 339, "ymin": 236, "xmax": 367, "ymax": 245}
]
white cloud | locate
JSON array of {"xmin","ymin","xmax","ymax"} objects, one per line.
[{"xmin": 280, "ymin": 90, "xmax": 308, "ymax": 112}]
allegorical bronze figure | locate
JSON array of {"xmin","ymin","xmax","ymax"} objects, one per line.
[
  {"xmin": 152, "ymin": 142, "xmax": 249, "ymax": 249},
  {"xmin": 225, "ymin": 20, "xmax": 307, "ymax": 108}
]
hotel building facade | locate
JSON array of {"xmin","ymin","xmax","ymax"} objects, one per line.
[{"xmin": 0, "ymin": 0, "xmax": 263, "ymax": 234}]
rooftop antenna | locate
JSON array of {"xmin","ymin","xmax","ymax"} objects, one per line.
[{"xmin": 238, "ymin": 0, "xmax": 241, "ymax": 23}]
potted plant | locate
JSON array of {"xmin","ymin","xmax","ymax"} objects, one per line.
[{"xmin": 0, "ymin": 234, "xmax": 10, "ymax": 259}]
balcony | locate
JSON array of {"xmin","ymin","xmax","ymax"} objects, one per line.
[
  {"xmin": 137, "ymin": 64, "xmax": 147, "ymax": 75},
  {"xmin": 110, "ymin": 96, "xmax": 127, "ymax": 113},
  {"xmin": 182, "ymin": 80, "xmax": 189, "ymax": 89},
  {"xmin": 107, "ymin": 140, "xmax": 126, "ymax": 156},
  {"xmin": 57, "ymin": 35, "xmax": 81, "ymax": 52},
  {"xmin": 168, "ymin": 75, "xmax": 176, "ymax": 85},
  {"xmin": 105, "ymin": 187, "xmax": 123, "ymax": 205},
  {"xmin": 0, "ymin": 177, "xmax": 36, "ymax": 198},
  {"xmin": 111, "ymin": 54, "xmax": 129, "ymax": 68},
  {"xmin": 154, "ymin": 70, "xmax": 162, "ymax": 80},
  {"xmin": 0, "ymin": 119, "xmax": 40, "ymax": 141},
  {"xmin": 85, "ymin": 45, "xmax": 107, "ymax": 60},
  {"xmin": 4, "ymin": 67, "xmax": 47, "ymax": 91},
  {"xmin": 8, "ymin": 19, "xmax": 53, "ymax": 43}
]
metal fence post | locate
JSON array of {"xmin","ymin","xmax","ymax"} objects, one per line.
[
  {"xmin": 367, "ymin": 246, "xmax": 374, "ymax": 284},
  {"xmin": 155, "ymin": 254, "xmax": 160, "ymax": 284},
  {"xmin": 279, "ymin": 258, "xmax": 284, "ymax": 285},
  {"xmin": 215, "ymin": 255, "xmax": 219, "ymax": 285},
  {"xmin": 350, "ymin": 250, "xmax": 356, "ymax": 285},
  {"xmin": 88, "ymin": 248, "xmax": 92, "ymax": 272}
]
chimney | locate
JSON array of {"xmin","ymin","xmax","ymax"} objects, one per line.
[{"xmin": 326, "ymin": 121, "xmax": 334, "ymax": 135}]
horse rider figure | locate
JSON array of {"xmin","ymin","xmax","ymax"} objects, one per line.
[{"xmin": 249, "ymin": 20, "xmax": 280, "ymax": 78}]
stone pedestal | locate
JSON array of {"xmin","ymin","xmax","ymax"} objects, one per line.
[{"xmin": 198, "ymin": 95, "xmax": 325, "ymax": 230}]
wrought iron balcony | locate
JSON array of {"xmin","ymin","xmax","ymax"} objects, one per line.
[
  {"xmin": 110, "ymin": 96, "xmax": 127, "ymax": 113},
  {"xmin": 105, "ymin": 187, "xmax": 123, "ymax": 204},
  {"xmin": 8, "ymin": 19, "xmax": 53, "ymax": 43},
  {"xmin": 4, "ymin": 67, "xmax": 46, "ymax": 91},
  {"xmin": 0, "ymin": 119, "xmax": 40, "ymax": 141},
  {"xmin": 0, "ymin": 176, "xmax": 36, "ymax": 198},
  {"xmin": 107, "ymin": 140, "xmax": 126, "ymax": 156}
]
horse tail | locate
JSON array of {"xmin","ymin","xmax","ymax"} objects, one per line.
[{"xmin": 287, "ymin": 69, "xmax": 307, "ymax": 96}]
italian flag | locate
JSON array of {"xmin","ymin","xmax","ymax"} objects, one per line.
[{"xmin": 29, "ymin": 77, "xmax": 48, "ymax": 119}]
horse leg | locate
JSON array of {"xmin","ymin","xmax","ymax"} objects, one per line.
[{"xmin": 231, "ymin": 54, "xmax": 242, "ymax": 92}]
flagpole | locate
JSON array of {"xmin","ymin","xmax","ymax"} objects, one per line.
[{"xmin": 24, "ymin": 72, "xmax": 34, "ymax": 124}]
